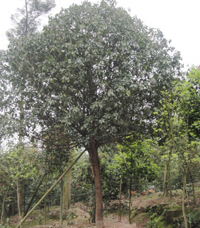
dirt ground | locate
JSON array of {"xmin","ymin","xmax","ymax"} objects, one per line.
[
  {"xmin": 11, "ymin": 191, "xmax": 184, "ymax": 228},
  {"xmin": 29, "ymin": 207, "xmax": 138, "ymax": 228}
]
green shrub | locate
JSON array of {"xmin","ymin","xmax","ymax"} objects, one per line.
[
  {"xmin": 146, "ymin": 212, "xmax": 167, "ymax": 228},
  {"xmin": 187, "ymin": 211, "xmax": 200, "ymax": 228}
]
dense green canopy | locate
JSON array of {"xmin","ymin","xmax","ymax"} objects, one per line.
[{"xmin": 1, "ymin": 0, "xmax": 181, "ymax": 146}]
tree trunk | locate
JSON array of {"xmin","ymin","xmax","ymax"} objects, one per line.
[
  {"xmin": 23, "ymin": 185, "xmax": 26, "ymax": 214},
  {"xmin": 17, "ymin": 180, "xmax": 22, "ymax": 228},
  {"xmin": 1, "ymin": 194, "xmax": 7, "ymax": 225},
  {"xmin": 63, "ymin": 168, "xmax": 71, "ymax": 210},
  {"xmin": 128, "ymin": 180, "xmax": 132, "ymax": 224},
  {"xmin": 118, "ymin": 176, "xmax": 122, "ymax": 222},
  {"xmin": 188, "ymin": 171, "xmax": 196, "ymax": 205},
  {"xmin": 17, "ymin": 180, "xmax": 22, "ymax": 218},
  {"xmin": 168, "ymin": 168, "xmax": 172, "ymax": 198},
  {"xmin": 91, "ymin": 199, "xmax": 96, "ymax": 224},
  {"xmin": 88, "ymin": 140, "xmax": 104, "ymax": 228},
  {"xmin": 163, "ymin": 149, "xmax": 172, "ymax": 197},
  {"xmin": 163, "ymin": 163, "xmax": 169, "ymax": 197},
  {"xmin": 60, "ymin": 166, "xmax": 71, "ymax": 226},
  {"xmin": 182, "ymin": 170, "xmax": 188, "ymax": 228},
  {"xmin": 138, "ymin": 176, "xmax": 141, "ymax": 195},
  {"xmin": 44, "ymin": 175, "xmax": 48, "ymax": 225},
  {"xmin": 60, "ymin": 179, "xmax": 64, "ymax": 227},
  {"xmin": 44, "ymin": 196, "xmax": 47, "ymax": 225}
]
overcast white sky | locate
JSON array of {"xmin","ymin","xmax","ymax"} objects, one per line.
[{"xmin": 0, "ymin": 0, "xmax": 199, "ymax": 68}]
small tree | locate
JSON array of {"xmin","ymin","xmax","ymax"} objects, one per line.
[
  {"xmin": 153, "ymin": 89, "xmax": 178, "ymax": 197},
  {"xmin": 154, "ymin": 69, "xmax": 200, "ymax": 228},
  {"xmin": 0, "ymin": 145, "xmax": 41, "ymax": 219},
  {"xmin": 115, "ymin": 138, "xmax": 158, "ymax": 224}
]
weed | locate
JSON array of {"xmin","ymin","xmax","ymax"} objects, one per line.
[
  {"xmin": 38, "ymin": 214, "xmax": 43, "ymax": 225},
  {"xmin": 187, "ymin": 211, "xmax": 200, "ymax": 228},
  {"xmin": 0, "ymin": 218, "xmax": 11, "ymax": 228}
]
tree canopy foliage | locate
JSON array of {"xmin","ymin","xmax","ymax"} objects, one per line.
[
  {"xmin": 1, "ymin": 0, "xmax": 181, "ymax": 146},
  {"xmin": 6, "ymin": 0, "xmax": 55, "ymax": 39},
  {"xmin": 0, "ymin": 0, "xmax": 55, "ymax": 142}
]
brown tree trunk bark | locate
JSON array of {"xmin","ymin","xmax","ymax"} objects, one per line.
[
  {"xmin": 1, "ymin": 193, "xmax": 7, "ymax": 225},
  {"xmin": 60, "ymin": 165, "xmax": 71, "ymax": 226},
  {"xmin": 17, "ymin": 180, "xmax": 22, "ymax": 228},
  {"xmin": 118, "ymin": 176, "xmax": 122, "ymax": 222},
  {"xmin": 88, "ymin": 140, "xmax": 104, "ymax": 228},
  {"xmin": 138, "ymin": 176, "xmax": 141, "ymax": 195},
  {"xmin": 60, "ymin": 179, "xmax": 64, "ymax": 227},
  {"xmin": 182, "ymin": 170, "xmax": 188, "ymax": 228},
  {"xmin": 128, "ymin": 182, "xmax": 132, "ymax": 224},
  {"xmin": 63, "ymin": 168, "xmax": 71, "ymax": 210},
  {"xmin": 44, "ymin": 175, "xmax": 48, "ymax": 225},
  {"xmin": 163, "ymin": 149, "xmax": 172, "ymax": 197},
  {"xmin": 17, "ymin": 181, "xmax": 22, "ymax": 216},
  {"xmin": 168, "ymin": 168, "xmax": 172, "ymax": 198},
  {"xmin": 163, "ymin": 163, "xmax": 169, "ymax": 197}
]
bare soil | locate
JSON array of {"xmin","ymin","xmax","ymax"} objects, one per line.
[
  {"xmin": 27, "ymin": 206, "xmax": 137, "ymax": 228},
  {"xmin": 10, "ymin": 190, "xmax": 192, "ymax": 228}
]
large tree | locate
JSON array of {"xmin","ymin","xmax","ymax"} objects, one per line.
[
  {"xmin": 2, "ymin": 1, "xmax": 181, "ymax": 227},
  {"xmin": 0, "ymin": 0, "xmax": 55, "ymax": 222},
  {"xmin": 0, "ymin": 0, "xmax": 55, "ymax": 140}
]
